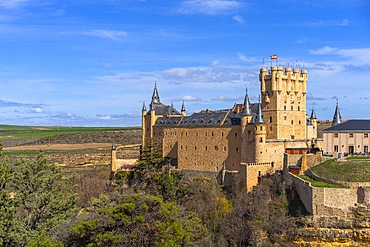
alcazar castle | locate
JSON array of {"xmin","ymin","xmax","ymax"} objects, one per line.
[
  {"xmin": 141, "ymin": 66, "xmax": 323, "ymax": 191},
  {"xmin": 109, "ymin": 66, "xmax": 370, "ymax": 216}
]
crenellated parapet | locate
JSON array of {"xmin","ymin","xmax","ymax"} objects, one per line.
[
  {"xmin": 260, "ymin": 66, "xmax": 308, "ymax": 95},
  {"xmin": 246, "ymin": 162, "xmax": 273, "ymax": 167}
]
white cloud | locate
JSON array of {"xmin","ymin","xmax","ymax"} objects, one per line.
[
  {"xmin": 310, "ymin": 46, "xmax": 370, "ymax": 65},
  {"xmin": 182, "ymin": 95, "xmax": 200, "ymax": 101},
  {"xmin": 310, "ymin": 46, "xmax": 338, "ymax": 55},
  {"xmin": 211, "ymin": 95, "xmax": 243, "ymax": 101},
  {"xmin": 61, "ymin": 29, "xmax": 128, "ymax": 41},
  {"xmin": 237, "ymin": 53, "xmax": 257, "ymax": 63},
  {"xmin": 31, "ymin": 107, "xmax": 43, "ymax": 113},
  {"xmin": 0, "ymin": 0, "xmax": 28, "ymax": 9},
  {"xmin": 179, "ymin": 0, "xmax": 242, "ymax": 15},
  {"xmin": 307, "ymin": 18, "xmax": 350, "ymax": 27},
  {"xmin": 164, "ymin": 68, "xmax": 188, "ymax": 77},
  {"xmin": 233, "ymin": 15, "xmax": 244, "ymax": 24}
]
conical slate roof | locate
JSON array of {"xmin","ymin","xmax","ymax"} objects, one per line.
[
  {"xmin": 332, "ymin": 101, "xmax": 342, "ymax": 125},
  {"xmin": 181, "ymin": 101, "xmax": 186, "ymax": 112},
  {"xmin": 242, "ymin": 87, "xmax": 252, "ymax": 116},
  {"xmin": 151, "ymin": 83, "xmax": 161, "ymax": 105},
  {"xmin": 254, "ymin": 96, "xmax": 265, "ymax": 124},
  {"xmin": 310, "ymin": 107, "xmax": 317, "ymax": 119},
  {"xmin": 142, "ymin": 101, "xmax": 146, "ymax": 111}
]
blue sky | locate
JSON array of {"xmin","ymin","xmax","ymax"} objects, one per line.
[{"xmin": 0, "ymin": 0, "xmax": 369, "ymax": 126}]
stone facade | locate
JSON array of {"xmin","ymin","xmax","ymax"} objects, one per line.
[{"xmin": 142, "ymin": 67, "xmax": 321, "ymax": 191}]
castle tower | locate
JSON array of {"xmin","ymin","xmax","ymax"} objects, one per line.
[
  {"xmin": 141, "ymin": 101, "xmax": 147, "ymax": 146},
  {"xmin": 260, "ymin": 66, "xmax": 308, "ymax": 140},
  {"xmin": 307, "ymin": 107, "xmax": 317, "ymax": 139},
  {"xmin": 110, "ymin": 142, "xmax": 117, "ymax": 175},
  {"xmin": 181, "ymin": 101, "xmax": 186, "ymax": 117},
  {"xmin": 142, "ymin": 83, "xmax": 183, "ymax": 147},
  {"xmin": 241, "ymin": 87, "xmax": 253, "ymax": 126},
  {"xmin": 151, "ymin": 83, "xmax": 161, "ymax": 106},
  {"xmin": 241, "ymin": 87, "xmax": 254, "ymax": 163},
  {"xmin": 142, "ymin": 84, "xmax": 162, "ymax": 146},
  {"xmin": 253, "ymin": 99, "xmax": 267, "ymax": 163},
  {"xmin": 332, "ymin": 100, "xmax": 342, "ymax": 126}
]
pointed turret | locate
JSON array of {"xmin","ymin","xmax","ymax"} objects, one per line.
[
  {"xmin": 242, "ymin": 87, "xmax": 252, "ymax": 116},
  {"xmin": 332, "ymin": 100, "xmax": 342, "ymax": 125},
  {"xmin": 310, "ymin": 107, "xmax": 317, "ymax": 119},
  {"xmin": 151, "ymin": 83, "xmax": 161, "ymax": 105},
  {"xmin": 142, "ymin": 101, "xmax": 147, "ymax": 112},
  {"xmin": 255, "ymin": 96, "xmax": 265, "ymax": 124},
  {"xmin": 181, "ymin": 101, "xmax": 186, "ymax": 117},
  {"xmin": 168, "ymin": 102, "xmax": 174, "ymax": 116}
]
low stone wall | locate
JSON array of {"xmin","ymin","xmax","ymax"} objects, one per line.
[
  {"xmin": 288, "ymin": 172, "xmax": 370, "ymax": 217},
  {"xmin": 305, "ymin": 169, "xmax": 370, "ymax": 189}
]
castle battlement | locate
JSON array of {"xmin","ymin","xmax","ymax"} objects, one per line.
[
  {"xmin": 262, "ymin": 66, "xmax": 307, "ymax": 79},
  {"xmin": 241, "ymin": 162, "xmax": 273, "ymax": 167}
]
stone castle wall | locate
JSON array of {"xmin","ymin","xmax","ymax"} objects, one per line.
[
  {"xmin": 154, "ymin": 125, "xmax": 242, "ymax": 172},
  {"xmin": 288, "ymin": 172, "xmax": 370, "ymax": 217}
]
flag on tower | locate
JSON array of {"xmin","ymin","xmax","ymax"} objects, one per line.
[{"xmin": 270, "ymin": 54, "xmax": 278, "ymax": 60}]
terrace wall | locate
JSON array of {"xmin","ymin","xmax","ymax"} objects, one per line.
[
  {"xmin": 288, "ymin": 172, "xmax": 370, "ymax": 216},
  {"xmin": 305, "ymin": 169, "xmax": 370, "ymax": 189}
]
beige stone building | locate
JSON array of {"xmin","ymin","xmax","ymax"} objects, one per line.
[
  {"xmin": 142, "ymin": 67, "xmax": 321, "ymax": 191},
  {"xmin": 323, "ymin": 103, "xmax": 370, "ymax": 155}
]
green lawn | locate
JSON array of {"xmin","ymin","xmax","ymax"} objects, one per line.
[
  {"xmin": 311, "ymin": 159, "xmax": 370, "ymax": 182},
  {"xmin": 0, "ymin": 125, "xmax": 140, "ymax": 139},
  {"xmin": 296, "ymin": 175, "xmax": 346, "ymax": 188},
  {"xmin": 346, "ymin": 156, "xmax": 370, "ymax": 160}
]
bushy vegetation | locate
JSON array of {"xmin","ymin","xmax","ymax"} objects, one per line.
[
  {"xmin": 311, "ymin": 159, "xmax": 370, "ymax": 182},
  {"xmin": 0, "ymin": 145, "xmax": 76, "ymax": 246},
  {"xmin": 1, "ymin": 139, "xmax": 300, "ymax": 246}
]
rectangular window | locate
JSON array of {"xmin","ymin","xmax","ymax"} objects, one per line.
[
  {"xmin": 334, "ymin": 145, "xmax": 338, "ymax": 152},
  {"xmin": 349, "ymin": 133, "xmax": 353, "ymax": 138},
  {"xmin": 236, "ymin": 147, "xmax": 239, "ymax": 152},
  {"xmin": 334, "ymin": 133, "xmax": 338, "ymax": 138},
  {"xmin": 365, "ymin": 146, "xmax": 369, "ymax": 153},
  {"xmin": 365, "ymin": 133, "xmax": 368, "ymax": 138}
]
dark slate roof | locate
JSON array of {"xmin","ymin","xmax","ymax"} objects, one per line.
[
  {"xmin": 180, "ymin": 110, "xmax": 229, "ymax": 126},
  {"xmin": 323, "ymin": 120, "xmax": 370, "ymax": 132},
  {"xmin": 153, "ymin": 102, "xmax": 261, "ymax": 127},
  {"xmin": 155, "ymin": 116, "xmax": 183, "ymax": 126},
  {"xmin": 310, "ymin": 108, "xmax": 317, "ymax": 119},
  {"xmin": 148, "ymin": 104, "xmax": 181, "ymax": 116},
  {"xmin": 332, "ymin": 102, "xmax": 342, "ymax": 125}
]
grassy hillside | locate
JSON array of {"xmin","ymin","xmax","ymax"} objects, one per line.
[{"xmin": 311, "ymin": 159, "xmax": 370, "ymax": 182}]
